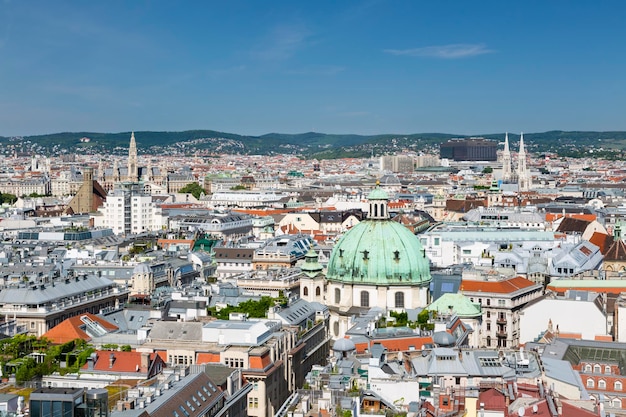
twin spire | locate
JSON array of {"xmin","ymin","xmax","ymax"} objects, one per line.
[{"xmin": 501, "ymin": 132, "xmax": 530, "ymax": 191}]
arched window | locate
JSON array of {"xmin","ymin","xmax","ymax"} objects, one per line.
[
  {"xmin": 594, "ymin": 364, "xmax": 602, "ymax": 373},
  {"xmin": 395, "ymin": 292, "xmax": 405, "ymax": 308},
  {"xmin": 360, "ymin": 291, "xmax": 370, "ymax": 307},
  {"xmin": 598, "ymin": 380, "xmax": 606, "ymax": 389},
  {"xmin": 585, "ymin": 364, "xmax": 592, "ymax": 372},
  {"xmin": 615, "ymin": 381, "xmax": 623, "ymax": 391},
  {"xmin": 587, "ymin": 378, "xmax": 595, "ymax": 388},
  {"xmin": 334, "ymin": 288, "xmax": 341, "ymax": 304},
  {"xmin": 333, "ymin": 321, "xmax": 339, "ymax": 337},
  {"xmin": 605, "ymin": 365, "xmax": 612, "ymax": 374},
  {"xmin": 303, "ymin": 287, "xmax": 309, "ymax": 296},
  {"xmin": 315, "ymin": 286, "xmax": 321, "ymax": 296}
]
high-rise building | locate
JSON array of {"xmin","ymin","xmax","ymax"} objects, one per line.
[
  {"xmin": 93, "ymin": 182, "xmax": 163, "ymax": 235},
  {"xmin": 440, "ymin": 138, "xmax": 498, "ymax": 161},
  {"xmin": 379, "ymin": 154, "xmax": 414, "ymax": 173}
]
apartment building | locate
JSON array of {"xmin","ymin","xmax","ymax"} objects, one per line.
[{"xmin": 460, "ymin": 275, "xmax": 543, "ymax": 348}]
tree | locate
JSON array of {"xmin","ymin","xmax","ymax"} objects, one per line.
[
  {"xmin": 482, "ymin": 166, "xmax": 493, "ymax": 174},
  {"xmin": 417, "ymin": 309, "xmax": 435, "ymax": 331},
  {"xmin": 179, "ymin": 182, "xmax": 207, "ymax": 199},
  {"xmin": 0, "ymin": 193, "xmax": 17, "ymax": 205}
]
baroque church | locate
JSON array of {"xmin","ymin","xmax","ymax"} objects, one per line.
[{"xmin": 300, "ymin": 186, "xmax": 432, "ymax": 339}]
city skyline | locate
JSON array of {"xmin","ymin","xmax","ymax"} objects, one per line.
[{"xmin": 1, "ymin": 1, "xmax": 625, "ymax": 137}]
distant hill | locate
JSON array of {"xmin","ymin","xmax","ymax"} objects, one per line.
[{"xmin": 2, "ymin": 130, "xmax": 626, "ymax": 159}]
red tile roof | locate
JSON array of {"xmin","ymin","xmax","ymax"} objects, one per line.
[
  {"xmin": 353, "ymin": 336, "xmax": 433, "ymax": 354},
  {"xmin": 604, "ymin": 238, "xmax": 626, "ymax": 262},
  {"xmin": 589, "ymin": 232, "xmax": 614, "ymax": 255},
  {"xmin": 42, "ymin": 313, "xmax": 118, "ymax": 344},
  {"xmin": 460, "ymin": 276, "xmax": 537, "ymax": 294},
  {"xmin": 478, "ymin": 388, "xmax": 506, "ymax": 411},
  {"xmin": 82, "ymin": 351, "xmax": 160, "ymax": 374}
]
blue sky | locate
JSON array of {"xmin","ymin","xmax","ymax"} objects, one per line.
[{"xmin": 1, "ymin": 1, "xmax": 625, "ymax": 137}]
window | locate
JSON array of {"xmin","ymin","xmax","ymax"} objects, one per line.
[
  {"xmin": 585, "ymin": 364, "xmax": 592, "ymax": 372},
  {"xmin": 334, "ymin": 288, "xmax": 341, "ymax": 304},
  {"xmin": 395, "ymin": 292, "xmax": 405, "ymax": 308},
  {"xmin": 615, "ymin": 381, "xmax": 622, "ymax": 391},
  {"xmin": 613, "ymin": 399, "xmax": 621, "ymax": 408},
  {"xmin": 360, "ymin": 291, "xmax": 370, "ymax": 307},
  {"xmin": 605, "ymin": 365, "xmax": 611, "ymax": 374},
  {"xmin": 594, "ymin": 365, "xmax": 602, "ymax": 373},
  {"xmin": 315, "ymin": 286, "xmax": 321, "ymax": 296},
  {"xmin": 303, "ymin": 287, "xmax": 308, "ymax": 296},
  {"xmin": 434, "ymin": 237, "xmax": 440, "ymax": 246},
  {"xmin": 486, "ymin": 311, "xmax": 490, "ymax": 318},
  {"xmin": 598, "ymin": 380, "xmax": 606, "ymax": 389},
  {"xmin": 587, "ymin": 379, "xmax": 595, "ymax": 388},
  {"xmin": 486, "ymin": 299, "xmax": 491, "ymax": 306},
  {"xmin": 486, "ymin": 322, "xmax": 491, "ymax": 331}
]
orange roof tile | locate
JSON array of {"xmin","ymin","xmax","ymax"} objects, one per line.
[
  {"xmin": 82, "ymin": 351, "xmax": 160, "ymax": 373},
  {"xmin": 353, "ymin": 336, "xmax": 433, "ymax": 354},
  {"xmin": 460, "ymin": 276, "xmax": 536, "ymax": 294},
  {"xmin": 558, "ymin": 332, "xmax": 582, "ymax": 340},
  {"xmin": 196, "ymin": 352, "xmax": 221, "ymax": 364},
  {"xmin": 546, "ymin": 213, "xmax": 598, "ymax": 222},
  {"xmin": 249, "ymin": 354, "xmax": 272, "ymax": 369},
  {"xmin": 589, "ymin": 231, "xmax": 614, "ymax": 255},
  {"xmin": 42, "ymin": 313, "xmax": 118, "ymax": 344}
]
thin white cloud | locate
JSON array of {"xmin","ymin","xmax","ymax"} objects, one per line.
[
  {"xmin": 251, "ymin": 24, "xmax": 312, "ymax": 61},
  {"xmin": 384, "ymin": 43, "xmax": 494, "ymax": 59}
]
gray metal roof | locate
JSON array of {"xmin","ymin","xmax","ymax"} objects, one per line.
[{"xmin": 0, "ymin": 275, "xmax": 115, "ymax": 306}]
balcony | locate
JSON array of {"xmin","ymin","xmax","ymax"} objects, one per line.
[
  {"xmin": 496, "ymin": 316, "xmax": 507, "ymax": 324},
  {"xmin": 497, "ymin": 330, "xmax": 507, "ymax": 338}
]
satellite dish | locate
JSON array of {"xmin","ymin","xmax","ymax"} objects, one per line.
[
  {"xmin": 518, "ymin": 407, "xmax": 525, "ymax": 416},
  {"xmin": 532, "ymin": 404, "xmax": 538, "ymax": 413}
]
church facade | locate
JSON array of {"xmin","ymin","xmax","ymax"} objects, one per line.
[{"xmin": 300, "ymin": 186, "xmax": 431, "ymax": 338}]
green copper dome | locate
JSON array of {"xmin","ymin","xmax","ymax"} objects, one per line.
[
  {"xmin": 326, "ymin": 219, "xmax": 431, "ymax": 286},
  {"xmin": 427, "ymin": 293, "xmax": 482, "ymax": 318},
  {"xmin": 367, "ymin": 186, "xmax": 389, "ymax": 201}
]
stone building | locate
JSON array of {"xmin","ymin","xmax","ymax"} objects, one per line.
[{"xmin": 65, "ymin": 167, "xmax": 108, "ymax": 214}]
